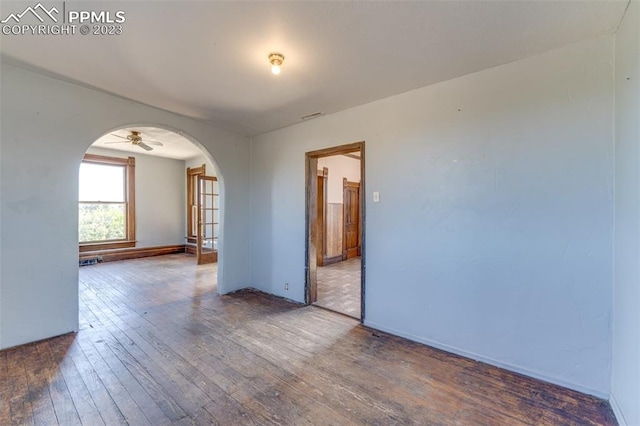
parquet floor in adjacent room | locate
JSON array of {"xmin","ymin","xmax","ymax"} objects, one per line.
[
  {"xmin": 0, "ymin": 254, "xmax": 616, "ymax": 425},
  {"xmin": 315, "ymin": 257, "xmax": 361, "ymax": 318}
]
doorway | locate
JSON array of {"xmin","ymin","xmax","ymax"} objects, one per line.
[
  {"xmin": 79, "ymin": 125, "xmax": 224, "ymax": 291},
  {"xmin": 305, "ymin": 142, "xmax": 365, "ymax": 320}
]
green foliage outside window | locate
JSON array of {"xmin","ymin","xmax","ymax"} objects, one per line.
[{"xmin": 79, "ymin": 203, "xmax": 125, "ymax": 242}]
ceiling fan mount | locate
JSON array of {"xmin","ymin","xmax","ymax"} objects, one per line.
[{"xmin": 128, "ymin": 130, "xmax": 143, "ymax": 144}]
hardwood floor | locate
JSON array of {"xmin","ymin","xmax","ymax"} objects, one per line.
[
  {"xmin": 1, "ymin": 254, "xmax": 616, "ymax": 425},
  {"xmin": 315, "ymin": 257, "xmax": 361, "ymax": 318}
]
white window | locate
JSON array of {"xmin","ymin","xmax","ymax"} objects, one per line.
[{"xmin": 79, "ymin": 154, "xmax": 135, "ymax": 248}]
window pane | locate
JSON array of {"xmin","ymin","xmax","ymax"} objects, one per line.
[
  {"xmin": 79, "ymin": 163, "xmax": 125, "ymax": 202},
  {"xmin": 79, "ymin": 203, "xmax": 126, "ymax": 242}
]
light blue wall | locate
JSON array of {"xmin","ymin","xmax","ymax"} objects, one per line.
[
  {"xmin": 250, "ymin": 37, "xmax": 614, "ymax": 396},
  {"xmin": 612, "ymin": 1, "xmax": 640, "ymax": 424}
]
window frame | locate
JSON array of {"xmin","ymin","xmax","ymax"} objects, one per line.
[{"xmin": 79, "ymin": 153, "xmax": 136, "ymax": 252}]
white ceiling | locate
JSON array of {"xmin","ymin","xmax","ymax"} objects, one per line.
[
  {"xmin": 92, "ymin": 127, "xmax": 202, "ymax": 160},
  {"xmin": 1, "ymin": 1, "xmax": 629, "ymax": 137}
]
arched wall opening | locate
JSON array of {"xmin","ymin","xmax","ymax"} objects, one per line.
[{"xmin": 77, "ymin": 123, "xmax": 227, "ymax": 294}]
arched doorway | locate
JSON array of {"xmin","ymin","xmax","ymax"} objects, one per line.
[{"xmin": 77, "ymin": 124, "xmax": 225, "ymax": 294}]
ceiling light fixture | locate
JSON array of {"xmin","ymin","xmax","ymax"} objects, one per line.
[{"xmin": 269, "ymin": 53, "xmax": 284, "ymax": 75}]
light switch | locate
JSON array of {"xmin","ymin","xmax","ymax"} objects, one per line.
[{"xmin": 373, "ymin": 191, "xmax": 380, "ymax": 203}]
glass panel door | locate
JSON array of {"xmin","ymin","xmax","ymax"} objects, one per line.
[{"xmin": 196, "ymin": 176, "xmax": 219, "ymax": 264}]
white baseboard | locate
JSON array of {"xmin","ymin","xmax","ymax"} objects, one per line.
[
  {"xmin": 364, "ymin": 320, "xmax": 608, "ymax": 400},
  {"xmin": 610, "ymin": 393, "xmax": 627, "ymax": 426}
]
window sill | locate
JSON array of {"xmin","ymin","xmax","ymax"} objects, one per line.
[{"xmin": 79, "ymin": 240, "xmax": 136, "ymax": 252}]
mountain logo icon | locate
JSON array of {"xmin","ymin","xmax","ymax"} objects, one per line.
[{"xmin": 1, "ymin": 3, "xmax": 59, "ymax": 24}]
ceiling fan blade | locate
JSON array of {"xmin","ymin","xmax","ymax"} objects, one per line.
[
  {"xmin": 110, "ymin": 133, "xmax": 129, "ymax": 140},
  {"xmin": 137, "ymin": 142, "xmax": 153, "ymax": 151},
  {"xmin": 103, "ymin": 141, "xmax": 130, "ymax": 144},
  {"xmin": 145, "ymin": 141, "xmax": 164, "ymax": 146}
]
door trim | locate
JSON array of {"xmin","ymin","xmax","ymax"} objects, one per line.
[
  {"xmin": 186, "ymin": 164, "xmax": 206, "ymax": 242},
  {"xmin": 317, "ymin": 167, "xmax": 328, "ymax": 267},
  {"xmin": 305, "ymin": 141, "xmax": 365, "ymax": 321}
]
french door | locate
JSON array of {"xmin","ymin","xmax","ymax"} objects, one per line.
[{"xmin": 196, "ymin": 175, "xmax": 219, "ymax": 265}]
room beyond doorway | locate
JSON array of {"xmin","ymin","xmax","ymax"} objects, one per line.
[
  {"xmin": 305, "ymin": 142, "xmax": 365, "ymax": 320},
  {"xmin": 79, "ymin": 125, "xmax": 223, "ymax": 284}
]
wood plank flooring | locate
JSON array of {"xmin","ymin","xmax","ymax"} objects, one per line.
[{"xmin": 1, "ymin": 254, "xmax": 616, "ymax": 425}]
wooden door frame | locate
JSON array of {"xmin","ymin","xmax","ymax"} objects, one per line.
[
  {"xmin": 317, "ymin": 167, "xmax": 328, "ymax": 267},
  {"xmin": 186, "ymin": 164, "xmax": 206, "ymax": 244},
  {"xmin": 305, "ymin": 141, "xmax": 365, "ymax": 321}
]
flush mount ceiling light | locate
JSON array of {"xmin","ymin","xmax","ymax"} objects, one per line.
[{"xmin": 268, "ymin": 53, "xmax": 284, "ymax": 75}]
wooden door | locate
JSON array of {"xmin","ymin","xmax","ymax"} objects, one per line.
[
  {"xmin": 342, "ymin": 179, "xmax": 360, "ymax": 260},
  {"xmin": 197, "ymin": 175, "xmax": 219, "ymax": 265}
]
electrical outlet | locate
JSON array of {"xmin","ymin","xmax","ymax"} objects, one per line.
[{"xmin": 285, "ymin": 282, "xmax": 289, "ymax": 291}]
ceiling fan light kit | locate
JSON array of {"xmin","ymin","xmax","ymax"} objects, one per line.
[{"xmin": 128, "ymin": 130, "xmax": 142, "ymax": 143}]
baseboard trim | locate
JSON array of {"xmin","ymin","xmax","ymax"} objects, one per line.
[
  {"xmin": 364, "ymin": 320, "xmax": 609, "ymax": 400},
  {"xmin": 610, "ymin": 393, "xmax": 627, "ymax": 426},
  {"xmin": 1, "ymin": 331, "xmax": 77, "ymax": 352},
  {"xmin": 323, "ymin": 254, "xmax": 343, "ymax": 266},
  {"xmin": 79, "ymin": 244, "xmax": 186, "ymax": 263}
]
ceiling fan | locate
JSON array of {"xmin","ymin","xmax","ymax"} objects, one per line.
[{"xmin": 103, "ymin": 130, "xmax": 164, "ymax": 151}]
